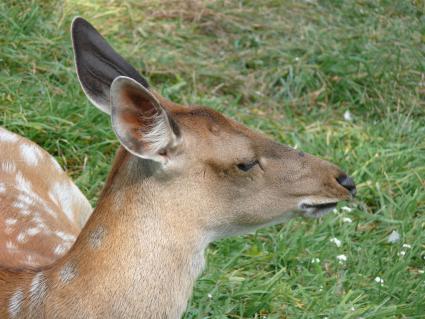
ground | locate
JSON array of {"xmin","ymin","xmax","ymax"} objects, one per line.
[{"xmin": 0, "ymin": 0, "xmax": 424, "ymax": 318}]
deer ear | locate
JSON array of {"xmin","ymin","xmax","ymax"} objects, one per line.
[
  {"xmin": 110, "ymin": 76, "xmax": 180, "ymax": 164},
  {"xmin": 71, "ymin": 17, "xmax": 149, "ymax": 114}
]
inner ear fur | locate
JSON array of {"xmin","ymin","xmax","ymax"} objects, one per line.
[{"xmin": 110, "ymin": 76, "xmax": 180, "ymax": 162}]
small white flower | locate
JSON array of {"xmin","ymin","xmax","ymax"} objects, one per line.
[
  {"xmin": 374, "ymin": 276, "xmax": 384, "ymax": 285},
  {"xmin": 418, "ymin": 270, "xmax": 424, "ymax": 274},
  {"xmin": 398, "ymin": 251, "xmax": 406, "ymax": 257},
  {"xmin": 330, "ymin": 237, "xmax": 342, "ymax": 247},
  {"xmin": 341, "ymin": 206, "xmax": 353, "ymax": 212},
  {"xmin": 295, "ymin": 57, "xmax": 300, "ymax": 62},
  {"xmin": 387, "ymin": 230, "xmax": 400, "ymax": 243},
  {"xmin": 336, "ymin": 255, "xmax": 347, "ymax": 264},
  {"xmin": 342, "ymin": 217, "xmax": 352, "ymax": 223},
  {"xmin": 255, "ymin": 91, "xmax": 264, "ymax": 97},
  {"xmin": 343, "ymin": 110, "xmax": 353, "ymax": 121},
  {"xmin": 402, "ymin": 244, "xmax": 411, "ymax": 249},
  {"xmin": 207, "ymin": 293, "xmax": 212, "ymax": 299},
  {"xmin": 351, "ymin": 307, "xmax": 355, "ymax": 311},
  {"xmin": 311, "ymin": 258, "xmax": 320, "ymax": 264}
]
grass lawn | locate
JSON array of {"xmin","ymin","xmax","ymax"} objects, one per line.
[{"xmin": 0, "ymin": 0, "xmax": 424, "ymax": 318}]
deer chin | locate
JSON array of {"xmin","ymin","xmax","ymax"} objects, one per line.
[{"xmin": 298, "ymin": 201, "xmax": 338, "ymax": 218}]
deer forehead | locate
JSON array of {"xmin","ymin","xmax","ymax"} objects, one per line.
[{"xmin": 173, "ymin": 107, "xmax": 259, "ymax": 159}]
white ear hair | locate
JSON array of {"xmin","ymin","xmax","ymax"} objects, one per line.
[
  {"xmin": 110, "ymin": 76, "xmax": 180, "ymax": 164},
  {"xmin": 141, "ymin": 111, "xmax": 174, "ymax": 154}
]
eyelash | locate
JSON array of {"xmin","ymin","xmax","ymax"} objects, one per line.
[{"xmin": 236, "ymin": 160, "xmax": 259, "ymax": 172}]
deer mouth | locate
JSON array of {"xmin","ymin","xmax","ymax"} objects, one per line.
[{"xmin": 299, "ymin": 202, "xmax": 337, "ymax": 218}]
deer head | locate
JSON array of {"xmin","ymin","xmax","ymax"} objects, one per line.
[{"xmin": 72, "ymin": 17, "xmax": 355, "ymax": 240}]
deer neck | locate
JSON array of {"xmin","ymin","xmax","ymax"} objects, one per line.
[{"xmin": 47, "ymin": 148, "xmax": 210, "ymax": 318}]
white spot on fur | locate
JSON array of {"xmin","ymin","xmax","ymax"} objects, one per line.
[
  {"xmin": 12, "ymin": 201, "xmax": 26, "ymax": 210},
  {"xmin": 0, "ymin": 182, "xmax": 5, "ymax": 193},
  {"xmin": 89, "ymin": 225, "xmax": 106, "ymax": 249},
  {"xmin": 5, "ymin": 218, "xmax": 17, "ymax": 226},
  {"xmin": 6, "ymin": 241, "xmax": 17, "ymax": 251},
  {"xmin": 32, "ymin": 214, "xmax": 49, "ymax": 231},
  {"xmin": 20, "ymin": 143, "xmax": 43, "ymax": 166},
  {"xmin": 59, "ymin": 262, "xmax": 78, "ymax": 283},
  {"xmin": 30, "ymin": 272, "xmax": 44, "ymax": 294},
  {"xmin": 1, "ymin": 161, "xmax": 16, "ymax": 173},
  {"xmin": 17, "ymin": 232, "xmax": 28, "ymax": 243},
  {"xmin": 20, "ymin": 191, "xmax": 58, "ymax": 219},
  {"xmin": 27, "ymin": 227, "xmax": 42, "ymax": 237},
  {"xmin": 29, "ymin": 272, "xmax": 47, "ymax": 310},
  {"xmin": 16, "ymin": 171, "xmax": 32, "ymax": 193},
  {"xmin": 55, "ymin": 231, "xmax": 76, "ymax": 242},
  {"xmin": 54, "ymin": 244, "xmax": 68, "ymax": 256},
  {"xmin": 17, "ymin": 193, "xmax": 35, "ymax": 206},
  {"xmin": 48, "ymin": 181, "xmax": 76, "ymax": 222},
  {"xmin": 8, "ymin": 289, "xmax": 24, "ymax": 318},
  {"xmin": 26, "ymin": 255, "xmax": 36, "ymax": 266},
  {"xmin": 19, "ymin": 209, "xmax": 31, "ymax": 216},
  {"xmin": 0, "ymin": 128, "xmax": 19, "ymax": 142},
  {"xmin": 13, "ymin": 193, "xmax": 34, "ymax": 215}
]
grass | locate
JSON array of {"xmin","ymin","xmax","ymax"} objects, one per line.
[{"xmin": 0, "ymin": 0, "xmax": 424, "ymax": 317}]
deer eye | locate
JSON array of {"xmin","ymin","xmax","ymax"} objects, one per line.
[{"xmin": 236, "ymin": 160, "xmax": 259, "ymax": 172}]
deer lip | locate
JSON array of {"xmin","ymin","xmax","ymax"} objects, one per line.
[
  {"xmin": 301, "ymin": 202, "xmax": 337, "ymax": 210},
  {"xmin": 299, "ymin": 202, "xmax": 338, "ymax": 218}
]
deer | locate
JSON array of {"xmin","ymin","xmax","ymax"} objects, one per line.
[
  {"xmin": 0, "ymin": 126, "xmax": 92, "ymax": 269},
  {"xmin": 0, "ymin": 17, "xmax": 356, "ymax": 319}
]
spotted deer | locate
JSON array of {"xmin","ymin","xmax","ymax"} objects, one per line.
[
  {"xmin": 0, "ymin": 17, "xmax": 356, "ymax": 319},
  {"xmin": 0, "ymin": 127, "xmax": 92, "ymax": 269}
]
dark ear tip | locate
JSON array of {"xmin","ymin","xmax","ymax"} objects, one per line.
[
  {"xmin": 71, "ymin": 16, "xmax": 85, "ymax": 31},
  {"xmin": 72, "ymin": 16, "xmax": 90, "ymax": 27},
  {"xmin": 71, "ymin": 16, "xmax": 96, "ymax": 36}
]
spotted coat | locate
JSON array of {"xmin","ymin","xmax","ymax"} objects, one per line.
[{"xmin": 0, "ymin": 127, "xmax": 92, "ymax": 269}]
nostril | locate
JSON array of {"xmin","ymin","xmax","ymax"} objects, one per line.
[{"xmin": 336, "ymin": 174, "xmax": 357, "ymax": 197}]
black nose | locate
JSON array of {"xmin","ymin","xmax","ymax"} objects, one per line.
[{"xmin": 336, "ymin": 174, "xmax": 356, "ymax": 197}]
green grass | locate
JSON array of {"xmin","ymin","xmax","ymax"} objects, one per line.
[{"xmin": 1, "ymin": 0, "xmax": 424, "ymax": 318}]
